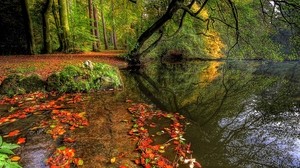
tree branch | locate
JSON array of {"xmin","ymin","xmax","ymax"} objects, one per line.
[
  {"xmin": 129, "ymin": 0, "xmax": 136, "ymax": 3},
  {"xmin": 140, "ymin": 31, "xmax": 164, "ymax": 57}
]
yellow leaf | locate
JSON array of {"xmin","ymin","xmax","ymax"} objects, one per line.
[
  {"xmin": 11, "ymin": 156, "xmax": 21, "ymax": 162},
  {"xmin": 78, "ymin": 159, "xmax": 84, "ymax": 166},
  {"xmin": 110, "ymin": 157, "xmax": 116, "ymax": 163}
]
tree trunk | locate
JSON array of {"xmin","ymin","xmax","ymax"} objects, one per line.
[
  {"xmin": 128, "ymin": 0, "xmax": 182, "ymax": 66},
  {"xmin": 100, "ymin": 0, "xmax": 109, "ymax": 50},
  {"xmin": 52, "ymin": 0, "xmax": 63, "ymax": 50},
  {"xmin": 58, "ymin": 0, "xmax": 70, "ymax": 52},
  {"xmin": 88, "ymin": 0, "xmax": 97, "ymax": 50},
  {"xmin": 21, "ymin": 0, "xmax": 36, "ymax": 54},
  {"xmin": 42, "ymin": 0, "xmax": 54, "ymax": 53},
  {"xmin": 111, "ymin": 0, "xmax": 118, "ymax": 50},
  {"xmin": 93, "ymin": 6, "xmax": 101, "ymax": 50}
]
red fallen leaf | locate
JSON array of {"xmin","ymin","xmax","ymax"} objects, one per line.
[
  {"xmin": 145, "ymin": 164, "xmax": 151, "ymax": 168},
  {"xmin": 134, "ymin": 159, "xmax": 140, "ymax": 165},
  {"xmin": 149, "ymin": 123, "xmax": 156, "ymax": 128},
  {"xmin": 17, "ymin": 137, "xmax": 26, "ymax": 144},
  {"xmin": 63, "ymin": 137, "xmax": 76, "ymax": 143},
  {"xmin": 7, "ymin": 130, "xmax": 20, "ymax": 137},
  {"xmin": 57, "ymin": 95, "xmax": 66, "ymax": 101},
  {"xmin": 173, "ymin": 122, "xmax": 181, "ymax": 127},
  {"xmin": 126, "ymin": 99, "xmax": 133, "ymax": 103},
  {"xmin": 119, "ymin": 165, "xmax": 128, "ymax": 168},
  {"xmin": 69, "ymin": 126, "xmax": 76, "ymax": 130},
  {"xmin": 194, "ymin": 161, "xmax": 202, "ymax": 168},
  {"xmin": 9, "ymin": 119, "xmax": 17, "ymax": 123},
  {"xmin": 151, "ymin": 145, "xmax": 160, "ymax": 151},
  {"xmin": 157, "ymin": 160, "xmax": 166, "ymax": 167},
  {"xmin": 18, "ymin": 114, "xmax": 27, "ymax": 119}
]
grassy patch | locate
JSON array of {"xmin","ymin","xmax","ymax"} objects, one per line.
[{"xmin": 46, "ymin": 62, "xmax": 122, "ymax": 93}]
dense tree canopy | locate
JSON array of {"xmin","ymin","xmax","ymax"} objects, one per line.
[{"xmin": 0, "ymin": 0, "xmax": 299, "ymax": 65}]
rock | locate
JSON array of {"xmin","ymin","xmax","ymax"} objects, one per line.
[{"xmin": 46, "ymin": 63, "xmax": 122, "ymax": 93}]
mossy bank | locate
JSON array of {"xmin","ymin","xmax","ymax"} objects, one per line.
[{"xmin": 0, "ymin": 62, "xmax": 122, "ymax": 97}]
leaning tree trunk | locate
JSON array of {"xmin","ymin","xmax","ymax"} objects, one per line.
[
  {"xmin": 21, "ymin": 0, "xmax": 36, "ymax": 54},
  {"xmin": 58, "ymin": 0, "xmax": 70, "ymax": 52},
  {"xmin": 42, "ymin": 0, "xmax": 54, "ymax": 53},
  {"xmin": 128, "ymin": 0, "xmax": 182, "ymax": 66}
]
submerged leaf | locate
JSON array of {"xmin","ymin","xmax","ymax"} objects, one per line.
[
  {"xmin": 17, "ymin": 138, "xmax": 26, "ymax": 145},
  {"xmin": 10, "ymin": 156, "xmax": 21, "ymax": 162},
  {"xmin": 7, "ymin": 130, "xmax": 20, "ymax": 137}
]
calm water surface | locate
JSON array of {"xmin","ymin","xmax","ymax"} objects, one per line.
[{"xmin": 122, "ymin": 60, "xmax": 300, "ymax": 168}]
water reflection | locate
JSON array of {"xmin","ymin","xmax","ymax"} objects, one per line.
[{"xmin": 123, "ymin": 61, "xmax": 300, "ymax": 168}]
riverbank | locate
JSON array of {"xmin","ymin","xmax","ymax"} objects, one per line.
[{"xmin": 0, "ymin": 51, "xmax": 128, "ymax": 84}]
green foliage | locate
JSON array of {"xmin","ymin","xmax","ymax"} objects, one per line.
[
  {"xmin": 0, "ymin": 74, "xmax": 26, "ymax": 97},
  {"xmin": 69, "ymin": 1, "xmax": 94, "ymax": 52},
  {"xmin": 46, "ymin": 62, "xmax": 122, "ymax": 93},
  {"xmin": 146, "ymin": 15, "xmax": 207, "ymax": 59},
  {"xmin": 0, "ymin": 136, "xmax": 21, "ymax": 168}
]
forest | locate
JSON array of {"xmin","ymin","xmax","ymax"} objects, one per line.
[
  {"xmin": 0, "ymin": 1, "xmax": 300, "ymax": 168},
  {"xmin": 1, "ymin": 0, "xmax": 300, "ymax": 65}
]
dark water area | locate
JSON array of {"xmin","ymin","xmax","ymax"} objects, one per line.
[{"xmin": 122, "ymin": 60, "xmax": 300, "ymax": 168}]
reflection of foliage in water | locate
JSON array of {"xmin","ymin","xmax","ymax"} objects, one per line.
[
  {"xmin": 220, "ymin": 97, "xmax": 300, "ymax": 167},
  {"xmin": 123, "ymin": 61, "xmax": 300, "ymax": 168}
]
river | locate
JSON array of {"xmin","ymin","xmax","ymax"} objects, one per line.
[{"xmin": 122, "ymin": 60, "xmax": 300, "ymax": 168}]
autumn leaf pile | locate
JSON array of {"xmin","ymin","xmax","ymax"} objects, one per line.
[
  {"xmin": 46, "ymin": 146, "xmax": 83, "ymax": 168},
  {"xmin": 127, "ymin": 102, "xmax": 202, "ymax": 168},
  {"xmin": 0, "ymin": 92, "xmax": 88, "ymax": 167}
]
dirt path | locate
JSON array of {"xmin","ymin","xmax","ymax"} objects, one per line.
[
  {"xmin": 0, "ymin": 51, "xmax": 128, "ymax": 83},
  {"xmin": 68, "ymin": 92, "xmax": 139, "ymax": 168}
]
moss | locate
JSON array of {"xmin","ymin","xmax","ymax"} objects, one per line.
[
  {"xmin": 0, "ymin": 74, "xmax": 45, "ymax": 97},
  {"xmin": 0, "ymin": 62, "xmax": 122, "ymax": 96},
  {"xmin": 46, "ymin": 62, "xmax": 122, "ymax": 93},
  {"xmin": 20, "ymin": 74, "xmax": 46, "ymax": 93}
]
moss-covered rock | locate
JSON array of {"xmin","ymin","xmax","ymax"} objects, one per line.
[
  {"xmin": 0, "ymin": 74, "xmax": 45, "ymax": 97},
  {"xmin": 20, "ymin": 74, "xmax": 46, "ymax": 92},
  {"xmin": 46, "ymin": 62, "xmax": 122, "ymax": 93},
  {"xmin": 0, "ymin": 62, "xmax": 122, "ymax": 96}
]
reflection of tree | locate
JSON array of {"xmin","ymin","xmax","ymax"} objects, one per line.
[
  {"xmin": 123, "ymin": 61, "xmax": 300, "ymax": 167},
  {"xmin": 220, "ymin": 102, "xmax": 300, "ymax": 167},
  {"xmin": 255, "ymin": 79, "xmax": 300, "ymax": 119},
  {"xmin": 127, "ymin": 62, "xmax": 211, "ymax": 112}
]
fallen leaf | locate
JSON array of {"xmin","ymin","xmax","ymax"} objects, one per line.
[
  {"xmin": 63, "ymin": 137, "xmax": 76, "ymax": 143},
  {"xmin": 110, "ymin": 157, "xmax": 116, "ymax": 163},
  {"xmin": 11, "ymin": 156, "xmax": 21, "ymax": 162},
  {"xmin": 7, "ymin": 130, "xmax": 20, "ymax": 137},
  {"xmin": 17, "ymin": 137, "xmax": 26, "ymax": 144}
]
